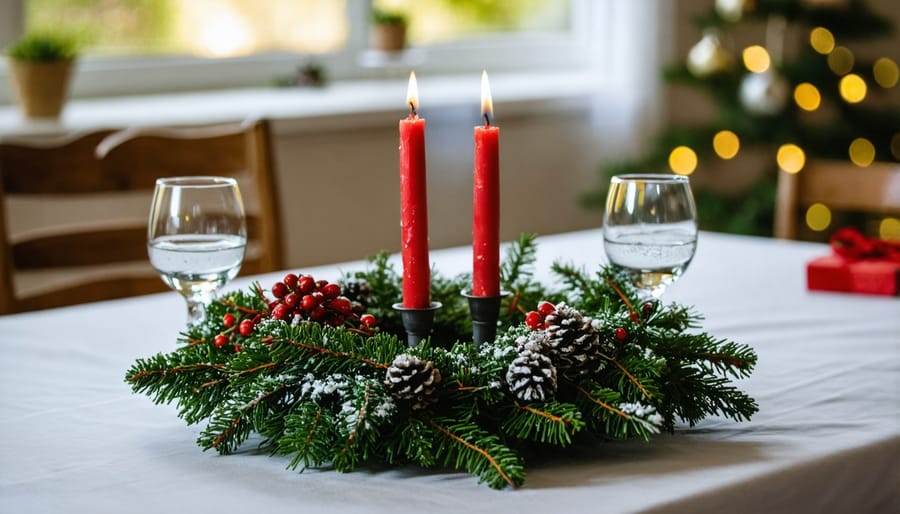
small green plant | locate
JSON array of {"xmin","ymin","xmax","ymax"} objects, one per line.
[
  {"xmin": 372, "ymin": 8, "xmax": 407, "ymax": 25},
  {"xmin": 7, "ymin": 32, "xmax": 78, "ymax": 62}
]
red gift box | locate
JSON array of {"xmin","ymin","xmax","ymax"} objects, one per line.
[
  {"xmin": 806, "ymin": 228, "xmax": 900, "ymax": 297},
  {"xmin": 807, "ymin": 254, "xmax": 900, "ymax": 296}
]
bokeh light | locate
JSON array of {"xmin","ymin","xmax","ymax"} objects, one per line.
[
  {"xmin": 880, "ymin": 217, "xmax": 900, "ymax": 241},
  {"xmin": 839, "ymin": 74, "xmax": 867, "ymax": 103},
  {"xmin": 742, "ymin": 45, "xmax": 771, "ymax": 73},
  {"xmin": 827, "ymin": 46, "xmax": 854, "ymax": 75},
  {"xmin": 713, "ymin": 130, "xmax": 740, "ymax": 159},
  {"xmin": 805, "ymin": 203, "xmax": 832, "ymax": 232},
  {"xmin": 873, "ymin": 57, "xmax": 899, "ymax": 88},
  {"xmin": 848, "ymin": 138, "xmax": 876, "ymax": 167},
  {"xmin": 793, "ymin": 83, "xmax": 821, "ymax": 111},
  {"xmin": 669, "ymin": 146, "xmax": 698, "ymax": 175},
  {"xmin": 810, "ymin": 27, "xmax": 835, "ymax": 55},
  {"xmin": 777, "ymin": 144, "xmax": 806, "ymax": 174}
]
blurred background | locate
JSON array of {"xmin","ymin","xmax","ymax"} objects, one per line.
[{"xmin": 0, "ymin": 0, "xmax": 898, "ymax": 269}]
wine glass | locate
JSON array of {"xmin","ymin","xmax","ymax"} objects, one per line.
[
  {"xmin": 603, "ymin": 174, "xmax": 698, "ymax": 298},
  {"xmin": 148, "ymin": 176, "xmax": 247, "ymax": 323}
]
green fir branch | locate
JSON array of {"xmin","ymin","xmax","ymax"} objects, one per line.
[
  {"xmin": 125, "ymin": 347, "xmax": 228, "ymax": 425},
  {"xmin": 427, "ymin": 417, "xmax": 526, "ymax": 489},
  {"xmin": 501, "ymin": 402, "xmax": 585, "ymax": 446},
  {"xmin": 278, "ymin": 402, "xmax": 337, "ymax": 471},
  {"xmin": 657, "ymin": 364, "xmax": 759, "ymax": 430}
]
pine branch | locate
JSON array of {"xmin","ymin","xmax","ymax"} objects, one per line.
[
  {"xmin": 198, "ymin": 381, "xmax": 291, "ymax": 454},
  {"xmin": 501, "ymin": 402, "xmax": 585, "ymax": 446},
  {"xmin": 657, "ymin": 363, "xmax": 759, "ymax": 430},
  {"xmin": 278, "ymin": 403, "xmax": 337, "ymax": 471},
  {"xmin": 500, "ymin": 232, "xmax": 538, "ymax": 285},
  {"xmin": 333, "ymin": 382, "xmax": 374, "ymax": 472},
  {"xmin": 651, "ymin": 332, "xmax": 758, "ymax": 379},
  {"xmin": 427, "ymin": 417, "xmax": 525, "ymax": 489},
  {"xmin": 125, "ymin": 347, "xmax": 228, "ymax": 425},
  {"xmin": 573, "ymin": 383, "xmax": 661, "ymax": 441},
  {"xmin": 267, "ymin": 323, "xmax": 404, "ymax": 377}
]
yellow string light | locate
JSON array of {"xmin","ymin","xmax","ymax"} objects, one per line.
[
  {"xmin": 827, "ymin": 46, "xmax": 854, "ymax": 75},
  {"xmin": 839, "ymin": 74, "xmax": 867, "ymax": 103},
  {"xmin": 848, "ymin": 138, "xmax": 876, "ymax": 167},
  {"xmin": 880, "ymin": 217, "xmax": 900, "ymax": 241},
  {"xmin": 873, "ymin": 57, "xmax": 899, "ymax": 88},
  {"xmin": 742, "ymin": 45, "xmax": 771, "ymax": 73},
  {"xmin": 669, "ymin": 146, "xmax": 698, "ymax": 175},
  {"xmin": 810, "ymin": 27, "xmax": 835, "ymax": 55},
  {"xmin": 713, "ymin": 130, "xmax": 740, "ymax": 159},
  {"xmin": 805, "ymin": 203, "xmax": 832, "ymax": 232},
  {"xmin": 777, "ymin": 144, "xmax": 806, "ymax": 174},
  {"xmin": 793, "ymin": 83, "xmax": 821, "ymax": 111}
]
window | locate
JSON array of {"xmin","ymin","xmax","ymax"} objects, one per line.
[
  {"xmin": 25, "ymin": 0, "xmax": 348, "ymax": 57},
  {"xmin": 0, "ymin": 1, "xmax": 651, "ymax": 102}
]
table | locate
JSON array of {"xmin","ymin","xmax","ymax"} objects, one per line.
[{"xmin": 1, "ymin": 230, "xmax": 898, "ymax": 513}]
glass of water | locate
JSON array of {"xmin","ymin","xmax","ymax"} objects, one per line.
[
  {"xmin": 148, "ymin": 176, "xmax": 247, "ymax": 323},
  {"xmin": 603, "ymin": 174, "xmax": 698, "ymax": 298}
]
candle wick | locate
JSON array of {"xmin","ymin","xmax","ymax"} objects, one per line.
[
  {"xmin": 483, "ymin": 112, "xmax": 491, "ymax": 127},
  {"xmin": 409, "ymin": 101, "xmax": 417, "ymax": 117}
]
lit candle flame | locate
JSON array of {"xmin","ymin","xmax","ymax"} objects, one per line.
[
  {"xmin": 481, "ymin": 69, "xmax": 493, "ymax": 126},
  {"xmin": 406, "ymin": 71, "xmax": 419, "ymax": 116}
]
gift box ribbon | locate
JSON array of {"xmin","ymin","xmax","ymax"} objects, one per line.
[{"xmin": 830, "ymin": 227, "xmax": 900, "ymax": 262}]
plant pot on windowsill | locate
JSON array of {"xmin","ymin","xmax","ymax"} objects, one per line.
[
  {"xmin": 370, "ymin": 10, "xmax": 408, "ymax": 53},
  {"xmin": 5, "ymin": 33, "xmax": 79, "ymax": 119}
]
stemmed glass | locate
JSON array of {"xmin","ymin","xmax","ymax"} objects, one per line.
[
  {"xmin": 148, "ymin": 177, "xmax": 247, "ymax": 323},
  {"xmin": 603, "ymin": 174, "xmax": 698, "ymax": 298}
]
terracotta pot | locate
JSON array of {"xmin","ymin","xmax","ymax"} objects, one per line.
[
  {"xmin": 7, "ymin": 58, "xmax": 75, "ymax": 119},
  {"xmin": 370, "ymin": 22, "xmax": 407, "ymax": 52}
]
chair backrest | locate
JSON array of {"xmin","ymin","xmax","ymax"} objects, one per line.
[
  {"xmin": 774, "ymin": 160, "xmax": 900, "ymax": 240},
  {"xmin": 0, "ymin": 119, "xmax": 283, "ymax": 314}
]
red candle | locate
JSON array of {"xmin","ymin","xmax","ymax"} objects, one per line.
[
  {"xmin": 399, "ymin": 72, "xmax": 431, "ymax": 308},
  {"xmin": 473, "ymin": 70, "xmax": 500, "ymax": 297}
]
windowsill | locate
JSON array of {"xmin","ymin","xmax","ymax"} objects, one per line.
[{"xmin": 0, "ymin": 70, "xmax": 609, "ymax": 138}]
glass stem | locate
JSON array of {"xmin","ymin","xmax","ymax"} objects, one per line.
[{"xmin": 185, "ymin": 293, "xmax": 213, "ymax": 324}]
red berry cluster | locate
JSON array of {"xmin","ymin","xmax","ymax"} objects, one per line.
[
  {"xmin": 524, "ymin": 301, "xmax": 557, "ymax": 330},
  {"xmin": 265, "ymin": 273, "xmax": 377, "ymax": 330},
  {"xmin": 210, "ymin": 274, "xmax": 378, "ymax": 352}
]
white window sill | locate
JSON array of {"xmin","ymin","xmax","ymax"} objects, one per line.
[{"xmin": 0, "ymin": 70, "xmax": 610, "ymax": 138}]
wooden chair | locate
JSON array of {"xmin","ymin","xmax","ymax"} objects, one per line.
[
  {"xmin": 0, "ymin": 119, "xmax": 283, "ymax": 314},
  {"xmin": 774, "ymin": 160, "xmax": 900, "ymax": 240}
]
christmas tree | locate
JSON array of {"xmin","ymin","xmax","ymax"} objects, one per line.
[{"xmin": 582, "ymin": 0, "xmax": 900, "ymax": 240}]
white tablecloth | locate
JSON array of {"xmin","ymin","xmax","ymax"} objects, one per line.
[{"xmin": 1, "ymin": 230, "xmax": 898, "ymax": 513}]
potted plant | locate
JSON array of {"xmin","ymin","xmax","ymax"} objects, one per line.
[
  {"xmin": 5, "ymin": 32, "xmax": 78, "ymax": 119},
  {"xmin": 370, "ymin": 8, "xmax": 408, "ymax": 52}
]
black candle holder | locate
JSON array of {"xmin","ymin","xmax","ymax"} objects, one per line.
[
  {"xmin": 392, "ymin": 302, "xmax": 442, "ymax": 348},
  {"xmin": 462, "ymin": 291, "xmax": 510, "ymax": 347}
]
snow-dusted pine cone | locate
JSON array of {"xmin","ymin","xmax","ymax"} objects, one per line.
[
  {"xmin": 543, "ymin": 303, "xmax": 602, "ymax": 379},
  {"xmin": 385, "ymin": 354, "xmax": 442, "ymax": 410},
  {"xmin": 506, "ymin": 349, "xmax": 557, "ymax": 402}
]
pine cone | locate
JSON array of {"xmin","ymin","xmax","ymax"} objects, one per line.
[
  {"xmin": 385, "ymin": 354, "xmax": 442, "ymax": 410},
  {"xmin": 543, "ymin": 303, "xmax": 602, "ymax": 379},
  {"xmin": 341, "ymin": 280, "xmax": 372, "ymax": 309},
  {"xmin": 506, "ymin": 349, "xmax": 557, "ymax": 402}
]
